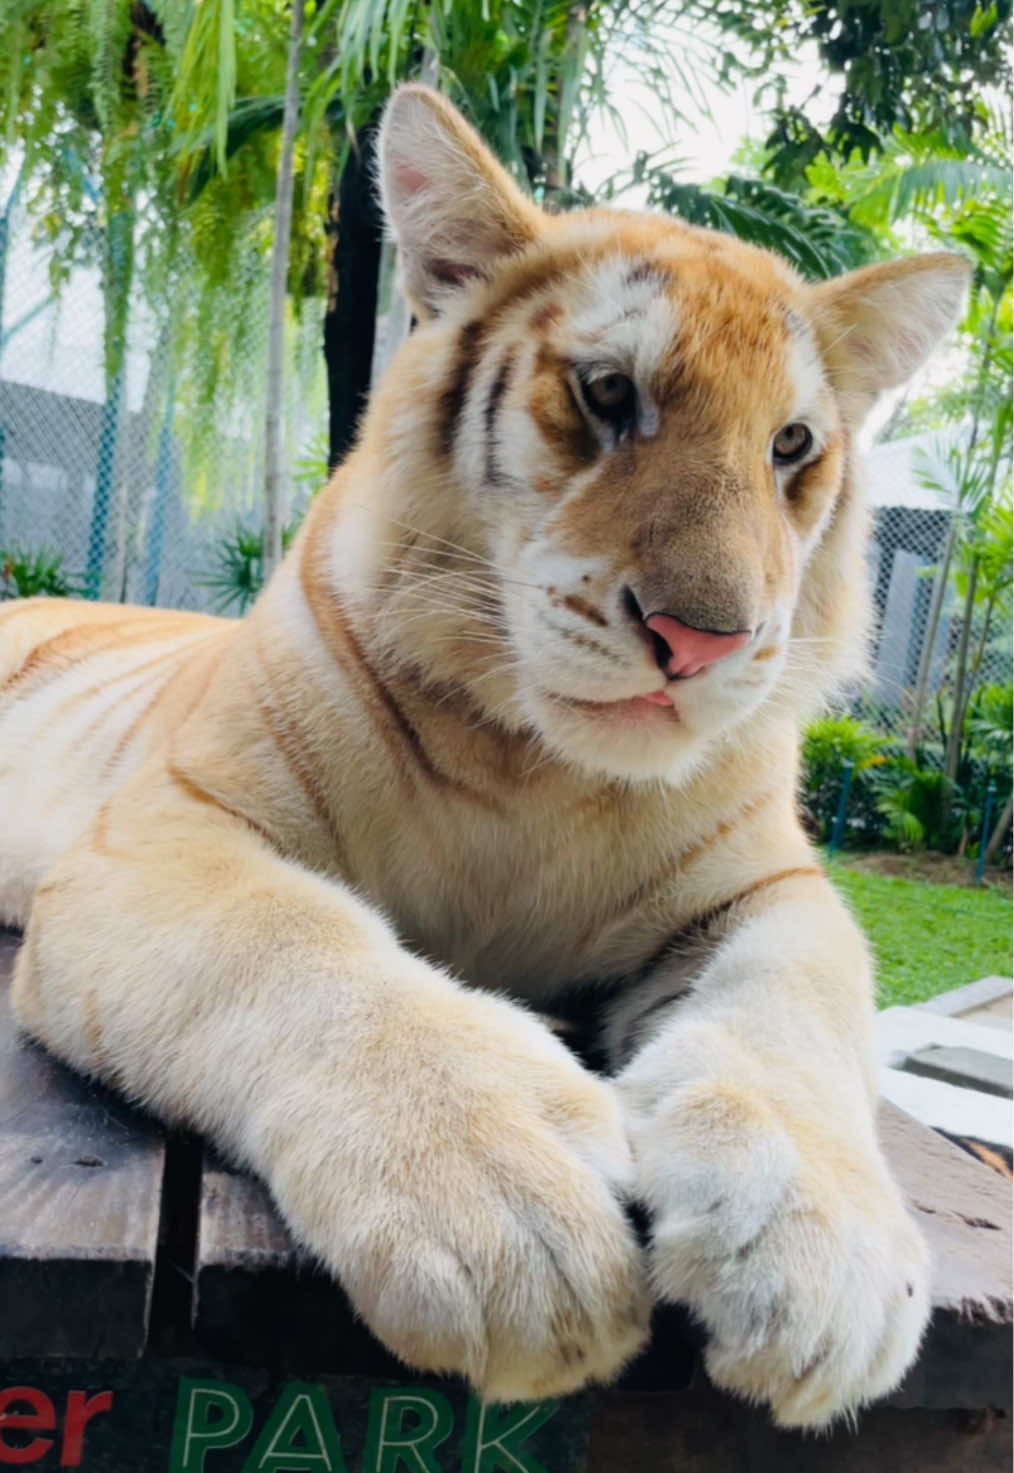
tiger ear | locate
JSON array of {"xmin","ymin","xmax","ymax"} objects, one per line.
[
  {"xmin": 806, "ymin": 254, "xmax": 971, "ymax": 425},
  {"xmin": 378, "ymin": 84, "xmax": 540, "ymax": 318}
]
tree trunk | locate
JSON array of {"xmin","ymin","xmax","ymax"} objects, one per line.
[
  {"xmin": 907, "ymin": 518, "xmax": 956, "ymax": 757},
  {"xmin": 263, "ymin": 0, "xmax": 304, "ymax": 583},
  {"xmin": 323, "ymin": 123, "xmax": 383, "ymax": 473},
  {"xmin": 944, "ymin": 554, "xmax": 978, "ymax": 784},
  {"xmin": 984, "ymin": 793, "xmax": 1013, "ymax": 867}
]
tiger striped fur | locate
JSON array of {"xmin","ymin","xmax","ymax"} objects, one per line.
[{"xmin": 0, "ymin": 86, "xmax": 969, "ymax": 1426}]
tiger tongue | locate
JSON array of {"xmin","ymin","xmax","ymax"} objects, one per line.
[{"xmin": 631, "ymin": 689, "xmax": 674, "ymax": 708}]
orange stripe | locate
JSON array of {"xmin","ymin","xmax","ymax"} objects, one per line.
[
  {"xmin": 82, "ymin": 988, "xmax": 107, "ymax": 1071},
  {"xmin": 299, "ymin": 534, "xmax": 503, "ymax": 811},
  {"xmin": 643, "ymin": 866, "xmax": 822, "ymax": 973},
  {"xmin": 167, "ymin": 761, "xmax": 276, "ymax": 848},
  {"xmin": 564, "ymin": 628, "xmax": 622, "ymax": 662},
  {"xmin": 251, "ymin": 631, "xmax": 350, "ymax": 869},
  {"xmin": 50, "ymin": 640, "xmax": 193, "ymax": 724},
  {"xmin": 576, "ymin": 788, "xmax": 781, "ymax": 952},
  {"xmin": 675, "ymin": 787, "xmax": 778, "ymax": 871},
  {"xmin": 561, "ymin": 593, "xmax": 608, "ymax": 628},
  {"xmin": 103, "ymin": 680, "xmax": 173, "ymax": 773},
  {"xmin": 724, "ymin": 865, "xmax": 822, "ymax": 910},
  {"xmin": 0, "ymin": 617, "xmax": 200, "ymax": 705},
  {"xmin": 83, "ymin": 631, "xmax": 224, "ymax": 760}
]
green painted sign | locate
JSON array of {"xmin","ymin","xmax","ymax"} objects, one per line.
[{"xmin": 0, "ymin": 1363, "xmax": 590, "ymax": 1473}]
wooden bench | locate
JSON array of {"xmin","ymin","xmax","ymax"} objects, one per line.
[{"xmin": 1, "ymin": 927, "xmax": 1010, "ymax": 1472}]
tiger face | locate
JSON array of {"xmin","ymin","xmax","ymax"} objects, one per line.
[{"xmin": 362, "ymin": 87, "xmax": 968, "ymax": 783}]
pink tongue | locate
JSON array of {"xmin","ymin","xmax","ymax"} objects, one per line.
[{"xmin": 633, "ymin": 689, "xmax": 673, "ymax": 707}]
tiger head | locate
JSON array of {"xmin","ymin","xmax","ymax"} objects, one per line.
[{"xmin": 333, "ymin": 86, "xmax": 968, "ymax": 784}]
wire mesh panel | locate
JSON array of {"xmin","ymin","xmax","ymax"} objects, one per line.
[{"xmin": 0, "ymin": 190, "xmax": 326, "ymax": 613}]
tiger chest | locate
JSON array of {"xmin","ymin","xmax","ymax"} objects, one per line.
[{"xmin": 344, "ymin": 792, "xmax": 692, "ymax": 1000}]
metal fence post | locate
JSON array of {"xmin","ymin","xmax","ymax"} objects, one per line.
[
  {"xmin": 85, "ymin": 369, "xmax": 123, "ymax": 599},
  {"xmin": 828, "ymin": 759, "xmax": 856, "ymax": 856},
  {"xmin": 976, "ymin": 781, "xmax": 997, "ymax": 886}
]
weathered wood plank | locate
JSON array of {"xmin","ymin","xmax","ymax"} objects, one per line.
[
  {"xmin": 194, "ymin": 1153, "xmax": 410, "ymax": 1377},
  {"xmin": 880, "ymin": 1099, "xmax": 1012, "ymax": 1411},
  {"xmin": 0, "ymin": 929, "xmax": 165, "ymax": 1357},
  {"xmin": 880, "ymin": 1099, "xmax": 1012, "ymax": 1325},
  {"xmin": 194, "ymin": 1097, "xmax": 1012, "ymax": 1408}
]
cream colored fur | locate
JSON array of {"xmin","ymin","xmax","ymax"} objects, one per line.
[{"xmin": 0, "ymin": 86, "xmax": 969, "ymax": 1427}]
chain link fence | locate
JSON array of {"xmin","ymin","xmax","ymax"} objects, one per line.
[
  {"xmin": 0, "ymin": 198, "xmax": 1009, "ymax": 749},
  {"xmin": 0, "ymin": 185, "xmax": 326, "ymax": 614}
]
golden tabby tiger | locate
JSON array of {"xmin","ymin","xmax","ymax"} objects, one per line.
[{"xmin": 0, "ymin": 86, "xmax": 968, "ymax": 1427}]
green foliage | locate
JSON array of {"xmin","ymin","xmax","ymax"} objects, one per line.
[
  {"xmin": 967, "ymin": 682, "xmax": 1014, "ymax": 771},
  {"xmin": 717, "ymin": 1, "xmax": 1012, "ymax": 186},
  {"xmin": 635, "ymin": 165, "xmax": 880, "ymax": 278},
  {"xmin": 0, "ymin": 546, "xmax": 78, "ymax": 600},
  {"xmin": 801, "ymin": 691, "xmax": 1013, "ymax": 858},
  {"xmin": 800, "ymin": 715, "xmax": 885, "ymax": 841},
  {"xmin": 197, "ymin": 519, "xmax": 299, "ymax": 614},
  {"xmin": 874, "ymin": 760, "xmax": 957, "ymax": 852},
  {"xmin": 3, "ymin": 0, "xmax": 1011, "ymax": 569},
  {"xmin": 292, "ymin": 430, "xmax": 331, "ymax": 491}
]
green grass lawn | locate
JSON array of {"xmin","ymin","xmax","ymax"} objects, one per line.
[{"xmin": 828, "ymin": 858, "xmax": 1013, "ymax": 1008}]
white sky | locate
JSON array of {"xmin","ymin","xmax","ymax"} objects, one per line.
[{"xmin": 575, "ymin": 31, "xmax": 831, "ymax": 192}]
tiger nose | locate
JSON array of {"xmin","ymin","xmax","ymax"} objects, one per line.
[{"xmin": 643, "ymin": 612, "xmax": 751, "ymax": 678}]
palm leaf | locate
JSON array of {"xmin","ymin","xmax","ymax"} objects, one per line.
[{"xmin": 643, "ymin": 169, "xmax": 879, "ymax": 279}]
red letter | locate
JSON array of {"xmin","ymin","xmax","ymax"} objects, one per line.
[
  {"xmin": 0, "ymin": 1387, "xmax": 55, "ymax": 1466},
  {"xmin": 61, "ymin": 1391, "xmax": 114, "ymax": 1468}
]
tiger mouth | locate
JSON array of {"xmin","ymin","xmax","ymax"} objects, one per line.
[{"xmin": 549, "ymin": 690, "xmax": 681, "ymax": 721}]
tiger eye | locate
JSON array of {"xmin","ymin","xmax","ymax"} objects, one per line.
[
  {"xmin": 585, "ymin": 373, "xmax": 634, "ymax": 412},
  {"xmin": 772, "ymin": 423, "xmax": 813, "ymax": 465}
]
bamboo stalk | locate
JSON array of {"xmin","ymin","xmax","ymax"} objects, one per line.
[
  {"xmin": 907, "ymin": 519, "xmax": 956, "ymax": 758},
  {"xmin": 944, "ymin": 554, "xmax": 978, "ymax": 783},
  {"xmin": 263, "ymin": 0, "xmax": 305, "ymax": 584}
]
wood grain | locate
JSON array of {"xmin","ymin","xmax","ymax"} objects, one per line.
[
  {"xmin": 880, "ymin": 1099, "xmax": 1012, "ymax": 1324},
  {"xmin": 194, "ymin": 1153, "xmax": 409, "ymax": 1376},
  {"xmin": 0, "ymin": 928, "xmax": 164, "ymax": 1356}
]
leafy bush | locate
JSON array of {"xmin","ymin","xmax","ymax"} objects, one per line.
[
  {"xmin": 803, "ymin": 688, "xmax": 1012, "ymax": 861},
  {"xmin": 965, "ymin": 681, "xmax": 1013, "ymax": 775},
  {"xmin": 196, "ymin": 521, "xmax": 300, "ymax": 615},
  {"xmin": 800, "ymin": 715, "xmax": 885, "ymax": 843},
  {"xmin": 0, "ymin": 547, "xmax": 78, "ymax": 600},
  {"xmin": 873, "ymin": 761, "xmax": 959, "ymax": 852}
]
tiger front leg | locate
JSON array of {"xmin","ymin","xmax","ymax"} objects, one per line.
[
  {"xmin": 610, "ymin": 870, "xmax": 930, "ymax": 1429},
  {"xmin": 13, "ymin": 766, "xmax": 648, "ymax": 1400}
]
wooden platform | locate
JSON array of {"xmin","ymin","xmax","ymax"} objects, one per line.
[{"xmin": 0, "ymin": 927, "xmax": 1011, "ymax": 1472}]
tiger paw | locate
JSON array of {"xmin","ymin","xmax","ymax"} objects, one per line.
[
  {"xmin": 267, "ymin": 987, "xmax": 650, "ymax": 1401},
  {"xmin": 619, "ymin": 1061, "xmax": 930, "ymax": 1427}
]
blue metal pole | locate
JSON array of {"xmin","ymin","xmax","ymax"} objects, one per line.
[
  {"xmin": 976, "ymin": 781, "xmax": 996, "ymax": 886},
  {"xmin": 828, "ymin": 759, "xmax": 855, "ymax": 856},
  {"xmin": 85, "ymin": 369, "xmax": 123, "ymax": 599}
]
